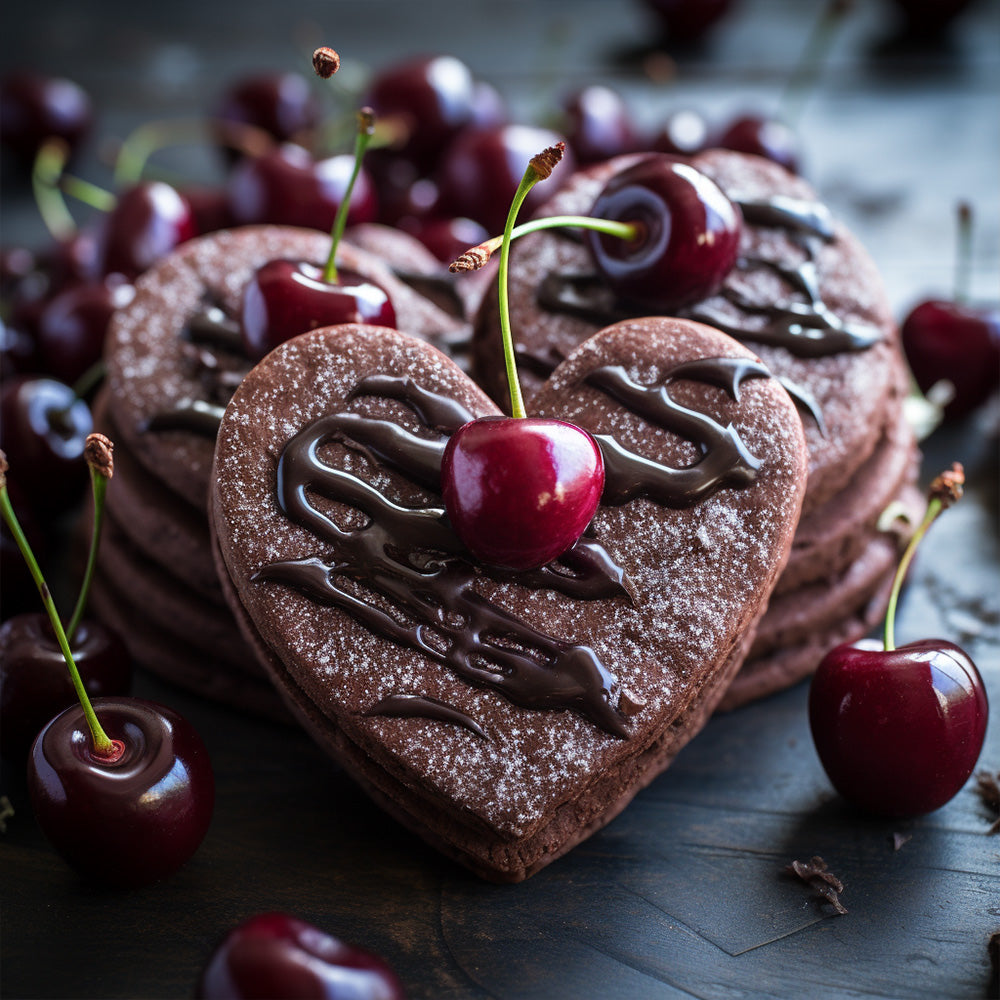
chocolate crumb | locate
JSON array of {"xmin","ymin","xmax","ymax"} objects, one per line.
[
  {"xmin": 786, "ymin": 855, "xmax": 847, "ymax": 915},
  {"xmin": 312, "ymin": 46, "xmax": 341, "ymax": 79},
  {"xmin": 891, "ymin": 832, "xmax": 911, "ymax": 851},
  {"xmin": 976, "ymin": 770, "xmax": 1000, "ymax": 834}
]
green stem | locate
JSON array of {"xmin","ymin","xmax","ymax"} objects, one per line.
[
  {"xmin": 32, "ymin": 140, "xmax": 77, "ymax": 240},
  {"xmin": 66, "ymin": 469, "xmax": 107, "ymax": 641},
  {"xmin": 323, "ymin": 110, "xmax": 375, "ymax": 284},
  {"xmin": 60, "ymin": 173, "xmax": 117, "ymax": 212},
  {"xmin": 498, "ymin": 170, "xmax": 543, "ymax": 420},
  {"xmin": 0, "ymin": 486, "xmax": 115, "ymax": 756},
  {"xmin": 71, "ymin": 360, "xmax": 107, "ymax": 402},
  {"xmin": 883, "ymin": 497, "xmax": 942, "ymax": 651}
]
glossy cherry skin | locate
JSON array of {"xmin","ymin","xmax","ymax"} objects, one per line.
[
  {"xmin": 441, "ymin": 416, "xmax": 605, "ymax": 571},
  {"xmin": 562, "ymin": 86, "xmax": 642, "ymax": 165},
  {"xmin": 0, "ymin": 613, "xmax": 131, "ymax": 762},
  {"xmin": 809, "ymin": 638, "xmax": 988, "ymax": 817},
  {"xmin": 198, "ymin": 913, "xmax": 405, "ymax": 1000},
  {"xmin": 227, "ymin": 144, "xmax": 377, "ymax": 232},
  {"xmin": 96, "ymin": 181, "xmax": 197, "ymax": 280},
  {"xmin": 28, "ymin": 696, "xmax": 214, "ymax": 887},
  {"xmin": 0, "ymin": 376, "xmax": 91, "ymax": 515},
  {"xmin": 241, "ymin": 260, "xmax": 397, "ymax": 361},
  {"xmin": 901, "ymin": 299, "xmax": 1000, "ymax": 420},
  {"xmin": 0, "ymin": 72, "xmax": 93, "ymax": 165},
  {"xmin": 366, "ymin": 54, "xmax": 481, "ymax": 174},
  {"xmin": 652, "ymin": 109, "xmax": 709, "ymax": 157},
  {"xmin": 586, "ymin": 155, "xmax": 742, "ymax": 311},
  {"xmin": 436, "ymin": 124, "xmax": 576, "ymax": 235},
  {"xmin": 37, "ymin": 276, "xmax": 135, "ymax": 385},
  {"xmin": 400, "ymin": 215, "xmax": 489, "ymax": 265},
  {"xmin": 716, "ymin": 115, "xmax": 800, "ymax": 175},
  {"xmin": 214, "ymin": 72, "xmax": 321, "ymax": 155}
]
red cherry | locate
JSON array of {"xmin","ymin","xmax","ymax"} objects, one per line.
[
  {"xmin": 716, "ymin": 115, "xmax": 800, "ymax": 175},
  {"xmin": 241, "ymin": 260, "xmax": 397, "ymax": 361},
  {"xmin": 0, "ymin": 71, "xmax": 93, "ymax": 165},
  {"xmin": 0, "ymin": 376, "xmax": 91, "ymax": 515},
  {"xmin": 214, "ymin": 72, "xmax": 321, "ymax": 155},
  {"xmin": 809, "ymin": 638, "xmax": 988, "ymax": 817},
  {"xmin": 96, "ymin": 181, "xmax": 197, "ymax": 280},
  {"xmin": 562, "ymin": 85, "xmax": 642, "ymax": 165},
  {"xmin": 28, "ymin": 696, "xmax": 214, "ymax": 887},
  {"xmin": 436, "ymin": 124, "xmax": 576, "ymax": 234},
  {"xmin": 0, "ymin": 613, "xmax": 131, "ymax": 762},
  {"xmin": 400, "ymin": 215, "xmax": 489, "ymax": 265},
  {"xmin": 441, "ymin": 416, "xmax": 605, "ymax": 571},
  {"xmin": 901, "ymin": 299, "xmax": 1000, "ymax": 419},
  {"xmin": 36, "ymin": 276, "xmax": 135, "ymax": 385},
  {"xmin": 586, "ymin": 154, "xmax": 742, "ymax": 311},
  {"xmin": 197, "ymin": 912, "xmax": 405, "ymax": 1000},
  {"xmin": 652, "ymin": 108, "xmax": 709, "ymax": 156},
  {"xmin": 227, "ymin": 144, "xmax": 377, "ymax": 231},
  {"xmin": 180, "ymin": 185, "xmax": 236, "ymax": 236},
  {"xmin": 366, "ymin": 54, "xmax": 482, "ymax": 174}
]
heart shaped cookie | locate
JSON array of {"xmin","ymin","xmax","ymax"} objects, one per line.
[{"xmin": 210, "ymin": 317, "xmax": 807, "ymax": 881}]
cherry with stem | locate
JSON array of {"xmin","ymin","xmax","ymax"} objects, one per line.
[
  {"xmin": 809, "ymin": 464, "xmax": 988, "ymax": 817},
  {"xmin": 441, "ymin": 143, "xmax": 605, "ymax": 571}
]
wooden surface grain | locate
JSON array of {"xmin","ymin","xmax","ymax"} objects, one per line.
[{"xmin": 2, "ymin": 2, "xmax": 999, "ymax": 998}]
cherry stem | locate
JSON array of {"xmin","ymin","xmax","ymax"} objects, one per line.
[
  {"xmin": 113, "ymin": 118, "xmax": 276, "ymax": 187},
  {"xmin": 32, "ymin": 139, "xmax": 77, "ymax": 240},
  {"xmin": 451, "ymin": 214, "xmax": 639, "ymax": 272},
  {"xmin": 498, "ymin": 146, "xmax": 566, "ymax": 418},
  {"xmin": 60, "ymin": 173, "xmax": 117, "ymax": 213},
  {"xmin": 780, "ymin": 0, "xmax": 853, "ymax": 129},
  {"xmin": 0, "ymin": 464, "xmax": 116, "ymax": 757},
  {"xmin": 323, "ymin": 107, "xmax": 376, "ymax": 285},
  {"xmin": 71, "ymin": 360, "xmax": 107, "ymax": 402},
  {"xmin": 66, "ymin": 436, "xmax": 112, "ymax": 641},
  {"xmin": 954, "ymin": 202, "xmax": 972, "ymax": 307},
  {"xmin": 882, "ymin": 463, "xmax": 963, "ymax": 651}
]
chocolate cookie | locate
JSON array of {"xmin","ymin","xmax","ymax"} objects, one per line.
[
  {"xmin": 211, "ymin": 318, "xmax": 808, "ymax": 880},
  {"xmin": 472, "ymin": 150, "xmax": 921, "ymax": 703}
]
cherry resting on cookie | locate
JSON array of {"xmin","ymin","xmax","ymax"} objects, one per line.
[
  {"xmin": 197, "ymin": 913, "xmax": 405, "ymax": 1000},
  {"xmin": 241, "ymin": 53, "xmax": 396, "ymax": 360},
  {"xmin": 809, "ymin": 464, "xmax": 988, "ymax": 817},
  {"xmin": 0, "ymin": 440, "xmax": 213, "ymax": 886},
  {"xmin": 442, "ymin": 142, "xmax": 604, "ymax": 571}
]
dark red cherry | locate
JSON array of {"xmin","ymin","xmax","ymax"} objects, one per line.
[
  {"xmin": 401, "ymin": 215, "xmax": 489, "ymax": 265},
  {"xmin": 441, "ymin": 416, "xmax": 605, "ymax": 571},
  {"xmin": 586, "ymin": 154, "xmax": 742, "ymax": 311},
  {"xmin": 96, "ymin": 181, "xmax": 197, "ymax": 280},
  {"xmin": 716, "ymin": 115, "xmax": 800, "ymax": 175},
  {"xmin": 214, "ymin": 72, "xmax": 321, "ymax": 157},
  {"xmin": 28, "ymin": 696, "xmax": 214, "ymax": 887},
  {"xmin": 641, "ymin": 0, "xmax": 736, "ymax": 44},
  {"xmin": 0, "ymin": 71, "xmax": 93, "ymax": 165},
  {"xmin": 901, "ymin": 299, "xmax": 1000, "ymax": 419},
  {"xmin": 42, "ymin": 228, "xmax": 102, "ymax": 292},
  {"xmin": 197, "ymin": 912, "xmax": 406, "ymax": 1000},
  {"xmin": 0, "ymin": 613, "xmax": 131, "ymax": 762},
  {"xmin": 0, "ymin": 376, "xmax": 91, "ymax": 515},
  {"xmin": 652, "ymin": 108, "xmax": 709, "ymax": 157},
  {"xmin": 180, "ymin": 185, "xmax": 236, "ymax": 235},
  {"xmin": 241, "ymin": 260, "xmax": 396, "ymax": 361},
  {"xmin": 36, "ymin": 276, "xmax": 135, "ymax": 385},
  {"xmin": 436, "ymin": 124, "xmax": 576, "ymax": 235},
  {"xmin": 809, "ymin": 638, "xmax": 988, "ymax": 817},
  {"xmin": 1, "ymin": 318, "xmax": 37, "ymax": 378},
  {"xmin": 227, "ymin": 144, "xmax": 377, "ymax": 231},
  {"xmin": 366, "ymin": 54, "xmax": 481, "ymax": 174},
  {"xmin": 562, "ymin": 85, "xmax": 641, "ymax": 165},
  {"xmin": 0, "ymin": 246, "xmax": 37, "ymax": 297}
]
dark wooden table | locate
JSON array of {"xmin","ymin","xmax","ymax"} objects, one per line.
[{"xmin": 3, "ymin": 2, "xmax": 999, "ymax": 997}]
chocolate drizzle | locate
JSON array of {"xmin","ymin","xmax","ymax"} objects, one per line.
[
  {"xmin": 255, "ymin": 363, "xmax": 768, "ymax": 738},
  {"xmin": 144, "ymin": 302, "xmax": 250, "ymax": 438},
  {"xmin": 586, "ymin": 358, "xmax": 769, "ymax": 506},
  {"xmin": 534, "ymin": 192, "xmax": 882, "ymax": 360},
  {"xmin": 365, "ymin": 693, "xmax": 490, "ymax": 741}
]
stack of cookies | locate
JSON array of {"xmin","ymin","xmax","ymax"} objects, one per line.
[{"xmin": 470, "ymin": 149, "xmax": 922, "ymax": 709}]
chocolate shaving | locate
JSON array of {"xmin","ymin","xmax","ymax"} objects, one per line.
[
  {"xmin": 976, "ymin": 770, "xmax": 1000, "ymax": 834},
  {"xmin": 785, "ymin": 855, "xmax": 847, "ymax": 915}
]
